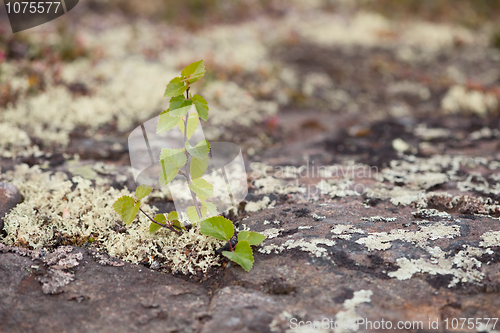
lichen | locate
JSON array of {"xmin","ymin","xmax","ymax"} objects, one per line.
[
  {"xmin": 355, "ymin": 223, "xmax": 460, "ymax": 251},
  {"xmin": 245, "ymin": 196, "xmax": 276, "ymax": 213},
  {"xmin": 480, "ymin": 231, "xmax": 500, "ymax": 248},
  {"xmin": 259, "ymin": 237, "xmax": 335, "ymax": 258},
  {"xmin": 334, "ymin": 290, "xmax": 373, "ymax": 333},
  {"xmin": 331, "ymin": 225, "xmax": 365, "ymax": 240},
  {"xmin": 361, "ymin": 216, "xmax": 396, "ymax": 222},
  {"xmin": 1, "ymin": 164, "xmax": 224, "ymax": 275},
  {"xmin": 441, "ymin": 85, "xmax": 498, "ymax": 116},
  {"xmin": 388, "ymin": 245, "xmax": 489, "ymax": 288}
]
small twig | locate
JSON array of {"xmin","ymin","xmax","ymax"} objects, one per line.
[{"xmin": 139, "ymin": 208, "xmax": 181, "ymax": 236}]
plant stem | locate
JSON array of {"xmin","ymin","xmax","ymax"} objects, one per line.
[
  {"xmin": 183, "ymin": 87, "xmax": 203, "ymax": 221},
  {"xmin": 139, "ymin": 207, "xmax": 181, "ymax": 235}
]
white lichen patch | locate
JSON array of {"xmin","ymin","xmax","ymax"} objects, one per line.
[
  {"xmin": 361, "ymin": 216, "xmax": 396, "ymax": 222},
  {"xmin": 366, "ymin": 185, "xmax": 425, "ymax": 206},
  {"xmin": 263, "ymin": 220, "xmax": 281, "ymax": 225},
  {"xmin": 1, "ymin": 164, "xmax": 224, "ymax": 274},
  {"xmin": 365, "ymin": 154, "xmax": 500, "ymax": 208},
  {"xmin": 414, "ymin": 124, "xmax": 451, "ymax": 141},
  {"xmin": 388, "ymin": 245, "xmax": 489, "ymax": 288},
  {"xmin": 261, "ymin": 228, "xmax": 283, "ymax": 239},
  {"xmin": 298, "ymin": 226, "xmax": 313, "ymax": 230},
  {"xmin": 317, "ymin": 179, "xmax": 360, "ymax": 198},
  {"xmin": 441, "ymin": 85, "xmax": 498, "ymax": 116},
  {"xmin": 411, "ymin": 209, "xmax": 451, "ymax": 219},
  {"xmin": 355, "ymin": 223, "xmax": 460, "ymax": 251},
  {"xmin": 252, "ymin": 176, "xmax": 306, "ymax": 196},
  {"xmin": 387, "ymin": 81, "xmax": 430, "ymax": 100},
  {"xmin": 259, "ymin": 238, "xmax": 335, "ymax": 258},
  {"xmin": 480, "ymin": 231, "xmax": 500, "ymax": 248},
  {"xmin": 457, "ymin": 174, "xmax": 500, "ymax": 196},
  {"xmin": 331, "ymin": 225, "xmax": 365, "ymax": 240},
  {"xmin": 469, "ymin": 127, "xmax": 500, "ymax": 141},
  {"xmin": 334, "ymin": 290, "xmax": 373, "ymax": 333},
  {"xmin": 285, "ymin": 238, "xmax": 336, "ymax": 258},
  {"xmin": 201, "ymin": 81, "xmax": 278, "ymax": 127},
  {"xmin": 245, "ymin": 196, "xmax": 276, "ymax": 213},
  {"xmin": 311, "ymin": 213, "xmax": 326, "ymax": 221},
  {"xmin": 392, "ymin": 138, "xmax": 410, "ymax": 153}
]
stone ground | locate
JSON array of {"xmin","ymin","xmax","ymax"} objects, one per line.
[{"xmin": 1, "ymin": 1, "xmax": 500, "ymax": 332}]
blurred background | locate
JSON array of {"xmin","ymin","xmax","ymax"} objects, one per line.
[{"xmin": 0, "ymin": 0, "xmax": 500, "ymax": 167}]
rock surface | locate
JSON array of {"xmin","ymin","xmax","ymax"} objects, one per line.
[
  {"xmin": 1, "ymin": 2, "xmax": 500, "ymax": 332},
  {"xmin": 1, "ymin": 197, "xmax": 500, "ymax": 333}
]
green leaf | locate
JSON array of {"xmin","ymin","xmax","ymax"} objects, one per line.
[
  {"xmin": 222, "ymin": 240, "xmax": 254, "ymax": 272},
  {"xmin": 159, "ymin": 148, "xmax": 185, "ymax": 160},
  {"xmin": 190, "ymin": 156, "xmax": 209, "ymax": 179},
  {"xmin": 201, "ymin": 200, "xmax": 218, "ymax": 216},
  {"xmin": 113, "ymin": 196, "xmax": 140, "ymax": 226},
  {"xmin": 169, "ymin": 95, "xmax": 193, "ymax": 117},
  {"xmin": 238, "ymin": 231, "xmax": 266, "ymax": 246},
  {"xmin": 167, "ymin": 211, "xmax": 179, "ymax": 221},
  {"xmin": 188, "ymin": 178, "xmax": 213, "ymax": 200},
  {"xmin": 172, "ymin": 220, "xmax": 186, "ymax": 231},
  {"xmin": 136, "ymin": 185, "xmax": 153, "ymax": 200},
  {"xmin": 192, "ymin": 94, "xmax": 209, "ymax": 121},
  {"xmin": 200, "ymin": 216, "xmax": 234, "ymax": 241},
  {"xmin": 155, "ymin": 213, "xmax": 167, "ymax": 223},
  {"xmin": 157, "ymin": 111, "xmax": 182, "ymax": 133},
  {"xmin": 159, "ymin": 148, "xmax": 187, "ymax": 186},
  {"xmin": 178, "ymin": 113, "xmax": 199, "ymax": 139},
  {"xmin": 187, "ymin": 206, "xmax": 201, "ymax": 223},
  {"xmin": 113, "ymin": 195, "xmax": 134, "ymax": 216},
  {"xmin": 164, "ymin": 77, "xmax": 188, "ymax": 98},
  {"xmin": 186, "ymin": 140, "xmax": 210, "ymax": 159},
  {"xmin": 150, "ymin": 213, "xmax": 166, "ymax": 233},
  {"xmin": 181, "ymin": 60, "xmax": 205, "ymax": 84}
]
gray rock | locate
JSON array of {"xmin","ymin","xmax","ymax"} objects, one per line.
[{"xmin": 0, "ymin": 182, "xmax": 22, "ymax": 235}]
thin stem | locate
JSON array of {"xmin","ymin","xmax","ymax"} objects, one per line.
[
  {"xmin": 139, "ymin": 207, "xmax": 181, "ymax": 236},
  {"xmin": 228, "ymin": 240, "xmax": 234, "ymax": 252},
  {"xmin": 182, "ymin": 86, "xmax": 203, "ymax": 221}
]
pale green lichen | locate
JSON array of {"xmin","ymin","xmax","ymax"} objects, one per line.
[
  {"xmin": 260, "ymin": 228, "xmax": 282, "ymax": 239},
  {"xmin": 355, "ymin": 223, "xmax": 460, "ymax": 251},
  {"xmin": 334, "ymin": 290, "xmax": 373, "ymax": 333},
  {"xmin": 441, "ymin": 85, "xmax": 498, "ymax": 116},
  {"xmin": 388, "ymin": 245, "xmax": 490, "ymax": 288},
  {"xmin": 392, "ymin": 138, "xmax": 411, "ymax": 153},
  {"xmin": 258, "ymin": 237, "xmax": 335, "ymax": 258},
  {"xmin": 331, "ymin": 224, "xmax": 365, "ymax": 240},
  {"xmin": 411, "ymin": 209, "xmax": 451, "ymax": 219},
  {"xmin": 361, "ymin": 216, "xmax": 396, "ymax": 222},
  {"xmin": 1, "ymin": 164, "xmax": 223, "ymax": 274},
  {"xmin": 480, "ymin": 231, "xmax": 500, "ymax": 248},
  {"xmin": 245, "ymin": 196, "xmax": 276, "ymax": 213}
]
